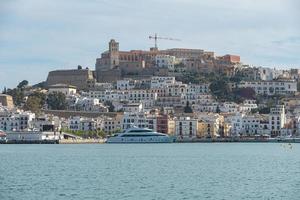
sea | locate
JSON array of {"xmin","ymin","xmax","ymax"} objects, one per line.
[{"xmin": 1, "ymin": 143, "xmax": 300, "ymax": 200}]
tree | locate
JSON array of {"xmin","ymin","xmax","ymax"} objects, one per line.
[
  {"xmin": 24, "ymin": 96, "xmax": 42, "ymax": 114},
  {"xmin": 209, "ymin": 78, "xmax": 230, "ymax": 100},
  {"xmin": 23, "ymin": 92, "xmax": 46, "ymax": 114},
  {"xmin": 5, "ymin": 80, "xmax": 31, "ymax": 106},
  {"xmin": 47, "ymin": 92, "xmax": 67, "ymax": 110},
  {"xmin": 184, "ymin": 101, "xmax": 193, "ymax": 113},
  {"xmin": 6, "ymin": 88, "xmax": 24, "ymax": 106},
  {"xmin": 2, "ymin": 87, "xmax": 7, "ymax": 94},
  {"xmin": 297, "ymin": 81, "xmax": 300, "ymax": 92},
  {"xmin": 17, "ymin": 80, "xmax": 29, "ymax": 89},
  {"xmin": 234, "ymin": 87, "xmax": 256, "ymax": 100}
]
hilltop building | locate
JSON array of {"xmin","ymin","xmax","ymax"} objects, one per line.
[
  {"xmin": 46, "ymin": 67, "xmax": 94, "ymax": 90},
  {"xmin": 95, "ymin": 39, "xmax": 239, "ymax": 82},
  {"xmin": 48, "ymin": 84, "xmax": 77, "ymax": 96}
]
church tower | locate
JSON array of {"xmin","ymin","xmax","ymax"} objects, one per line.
[
  {"xmin": 108, "ymin": 39, "xmax": 119, "ymax": 68},
  {"xmin": 95, "ymin": 39, "xmax": 121, "ymax": 82}
]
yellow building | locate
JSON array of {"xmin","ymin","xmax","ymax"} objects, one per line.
[
  {"xmin": 0, "ymin": 94, "xmax": 14, "ymax": 109},
  {"xmin": 197, "ymin": 120, "xmax": 219, "ymax": 138},
  {"xmin": 167, "ymin": 118, "xmax": 175, "ymax": 135},
  {"xmin": 197, "ymin": 113, "xmax": 224, "ymax": 138}
]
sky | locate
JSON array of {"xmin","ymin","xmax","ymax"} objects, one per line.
[{"xmin": 0, "ymin": 0, "xmax": 299, "ymax": 90}]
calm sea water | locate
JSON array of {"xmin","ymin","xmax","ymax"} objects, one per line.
[{"xmin": 1, "ymin": 143, "xmax": 300, "ymax": 200}]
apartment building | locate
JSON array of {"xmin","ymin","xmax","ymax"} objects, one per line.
[
  {"xmin": 175, "ymin": 116, "xmax": 198, "ymax": 139},
  {"xmin": 238, "ymin": 80, "xmax": 297, "ymax": 96},
  {"xmin": 68, "ymin": 116, "xmax": 102, "ymax": 131},
  {"xmin": 0, "ymin": 111, "xmax": 35, "ymax": 131},
  {"xmin": 121, "ymin": 112, "xmax": 157, "ymax": 131},
  {"xmin": 269, "ymin": 105, "xmax": 286, "ymax": 136},
  {"xmin": 150, "ymin": 76, "xmax": 176, "ymax": 89},
  {"xmin": 155, "ymin": 55, "xmax": 177, "ymax": 71}
]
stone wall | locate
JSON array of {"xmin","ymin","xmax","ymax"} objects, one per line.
[{"xmin": 46, "ymin": 69, "xmax": 94, "ymax": 90}]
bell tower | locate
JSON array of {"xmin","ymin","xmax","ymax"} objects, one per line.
[{"xmin": 109, "ymin": 39, "xmax": 119, "ymax": 68}]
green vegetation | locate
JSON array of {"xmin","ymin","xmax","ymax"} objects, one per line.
[
  {"xmin": 47, "ymin": 92, "xmax": 67, "ymax": 110},
  {"xmin": 5, "ymin": 80, "xmax": 28, "ymax": 106},
  {"xmin": 176, "ymin": 72, "xmax": 254, "ymax": 103},
  {"xmin": 209, "ymin": 77, "xmax": 230, "ymax": 100},
  {"xmin": 23, "ymin": 92, "xmax": 46, "ymax": 114},
  {"xmin": 206, "ymin": 74, "xmax": 256, "ymax": 103},
  {"xmin": 177, "ymin": 72, "xmax": 210, "ymax": 84},
  {"xmin": 17, "ymin": 80, "xmax": 29, "ymax": 89}
]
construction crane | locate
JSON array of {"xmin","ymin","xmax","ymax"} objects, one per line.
[{"xmin": 149, "ymin": 33, "xmax": 180, "ymax": 49}]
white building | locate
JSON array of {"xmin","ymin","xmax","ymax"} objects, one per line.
[
  {"xmin": 150, "ymin": 76, "xmax": 176, "ymax": 89},
  {"xmin": 166, "ymin": 82, "xmax": 187, "ymax": 97},
  {"xmin": 66, "ymin": 95, "xmax": 108, "ymax": 112},
  {"xmin": 269, "ymin": 105, "xmax": 286, "ymax": 135},
  {"xmin": 257, "ymin": 67, "xmax": 281, "ymax": 81},
  {"xmin": 117, "ymin": 79, "xmax": 136, "ymax": 90},
  {"xmin": 182, "ymin": 94, "xmax": 215, "ymax": 106},
  {"xmin": 121, "ymin": 112, "xmax": 157, "ymax": 131},
  {"xmin": 239, "ymin": 100, "xmax": 258, "ymax": 113},
  {"xmin": 68, "ymin": 116, "xmax": 102, "ymax": 131},
  {"xmin": 75, "ymin": 97, "xmax": 108, "ymax": 112},
  {"xmin": 220, "ymin": 102, "xmax": 239, "ymax": 113},
  {"xmin": 155, "ymin": 55, "xmax": 176, "ymax": 71},
  {"xmin": 0, "ymin": 111, "xmax": 35, "ymax": 131},
  {"xmin": 192, "ymin": 102, "xmax": 219, "ymax": 113},
  {"xmin": 238, "ymin": 80, "xmax": 297, "ymax": 96},
  {"xmin": 48, "ymin": 84, "xmax": 77, "ymax": 96},
  {"xmin": 88, "ymin": 90, "xmax": 124, "ymax": 102},
  {"xmin": 123, "ymin": 103, "xmax": 143, "ymax": 113},
  {"xmin": 175, "ymin": 116, "xmax": 198, "ymax": 139},
  {"xmin": 187, "ymin": 83, "xmax": 210, "ymax": 94},
  {"xmin": 88, "ymin": 89, "xmax": 157, "ymax": 105},
  {"xmin": 240, "ymin": 115, "xmax": 268, "ymax": 136},
  {"xmin": 226, "ymin": 113, "xmax": 270, "ymax": 136}
]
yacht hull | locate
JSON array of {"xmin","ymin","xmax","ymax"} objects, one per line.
[{"xmin": 106, "ymin": 136, "xmax": 173, "ymax": 143}]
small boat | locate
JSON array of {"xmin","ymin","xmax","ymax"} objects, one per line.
[{"xmin": 106, "ymin": 127, "xmax": 173, "ymax": 143}]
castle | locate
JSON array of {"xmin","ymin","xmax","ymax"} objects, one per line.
[
  {"xmin": 95, "ymin": 39, "xmax": 240, "ymax": 82},
  {"xmin": 46, "ymin": 39, "xmax": 240, "ymax": 89}
]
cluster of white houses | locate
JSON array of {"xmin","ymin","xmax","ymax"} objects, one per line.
[
  {"xmin": 1, "ymin": 70, "xmax": 299, "ymax": 139},
  {"xmin": 1, "ymin": 103, "xmax": 300, "ymax": 139}
]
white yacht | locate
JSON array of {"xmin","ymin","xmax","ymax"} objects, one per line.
[{"xmin": 106, "ymin": 127, "xmax": 173, "ymax": 143}]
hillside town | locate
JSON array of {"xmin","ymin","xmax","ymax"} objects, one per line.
[{"xmin": 1, "ymin": 39, "xmax": 300, "ymax": 142}]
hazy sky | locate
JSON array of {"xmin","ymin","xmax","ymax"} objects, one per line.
[{"xmin": 0, "ymin": 0, "xmax": 299, "ymax": 89}]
